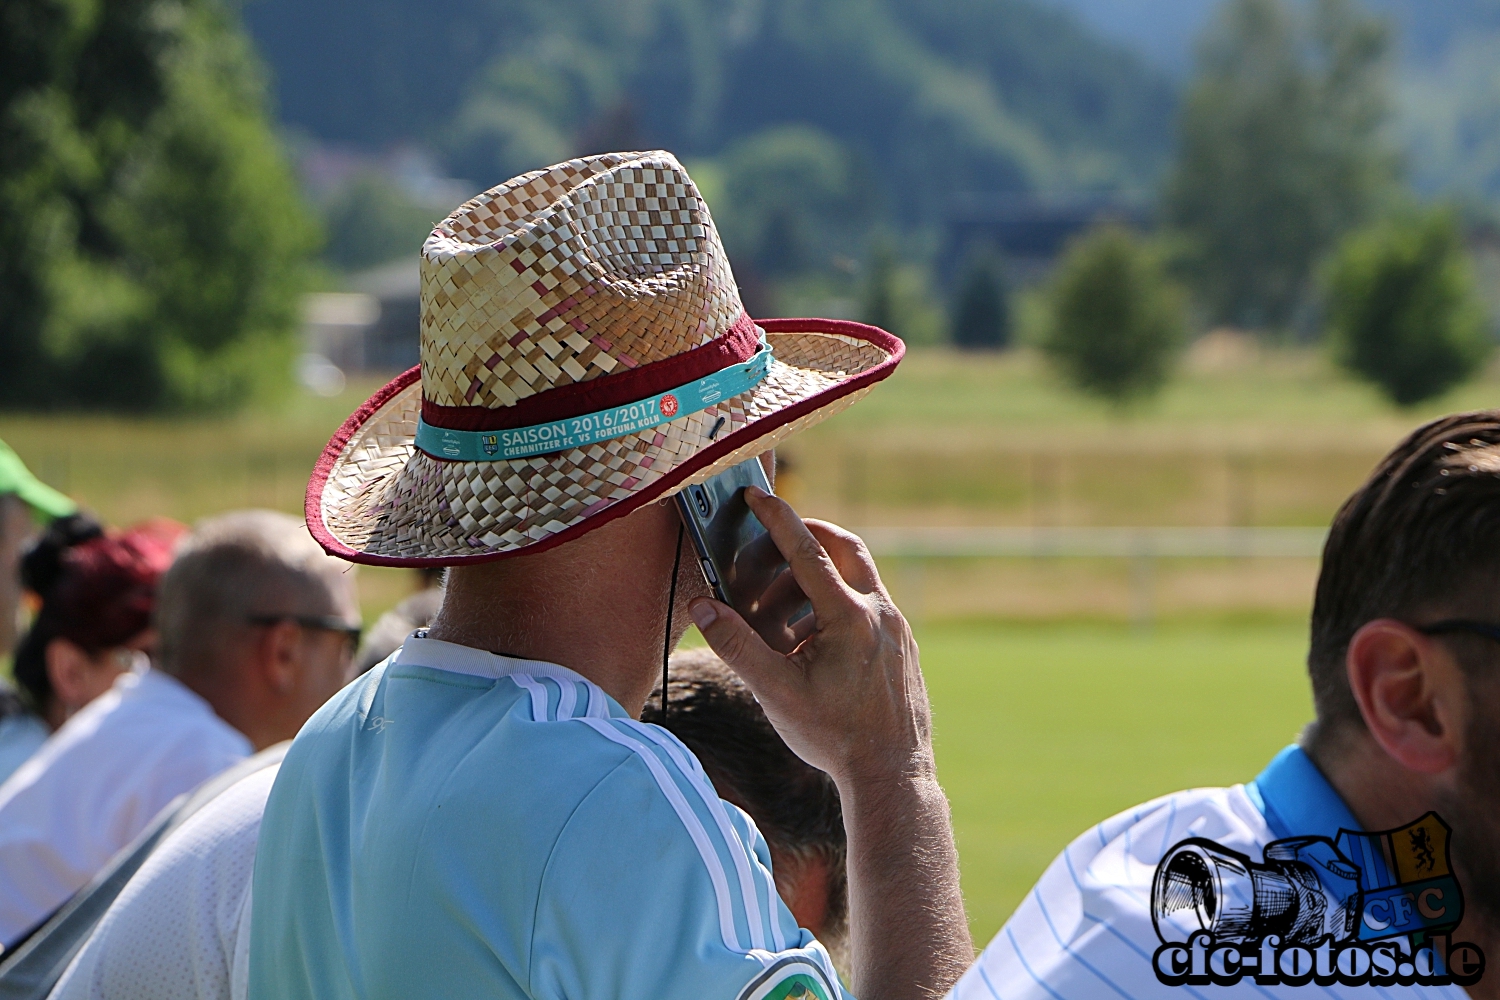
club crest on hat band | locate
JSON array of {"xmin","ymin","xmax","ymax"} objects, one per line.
[{"xmin": 414, "ymin": 342, "xmax": 774, "ymax": 463}]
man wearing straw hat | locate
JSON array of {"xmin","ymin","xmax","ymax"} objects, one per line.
[{"xmin": 251, "ymin": 152, "xmax": 971, "ymax": 1000}]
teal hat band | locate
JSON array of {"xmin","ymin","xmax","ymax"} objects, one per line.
[{"xmin": 415, "ymin": 342, "xmax": 773, "ymax": 463}]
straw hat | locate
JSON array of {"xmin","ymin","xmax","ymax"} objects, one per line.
[{"xmin": 308, "ymin": 151, "xmax": 902, "ymax": 566}]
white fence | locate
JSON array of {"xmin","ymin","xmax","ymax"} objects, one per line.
[
  {"xmin": 856, "ymin": 526, "xmax": 1328, "ymax": 626},
  {"xmin": 859, "ymin": 526, "xmax": 1327, "ymax": 559}
]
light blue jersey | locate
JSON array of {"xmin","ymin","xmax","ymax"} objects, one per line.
[{"xmin": 248, "ymin": 636, "xmax": 844, "ymax": 1000}]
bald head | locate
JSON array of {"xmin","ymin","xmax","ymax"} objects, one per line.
[{"xmin": 156, "ymin": 510, "xmax": 357, "ymax": 682}]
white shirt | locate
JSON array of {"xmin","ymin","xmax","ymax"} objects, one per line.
[
  {"xmin": 0, "ymin": 669, "xmax": 250, "ymax": 946},
  {"xmin": 948, "ymin": 746, "xmax": 1471, "ymax": 1000},
  {"xmin": 48, "ymin": 750, "xmax": 286, "ymax": 1000},
  {"xmin": 0, "ymin": 711, "xmax": 48, "ymax": 786}
]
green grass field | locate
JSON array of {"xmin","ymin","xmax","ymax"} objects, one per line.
[
  {"xmin": 0, "ymin": 348, "xmax": 1413, "ymax": 944},
  {"xmin": 920, "ymin": 618, "xmax": 1312, "ymax": 944}
]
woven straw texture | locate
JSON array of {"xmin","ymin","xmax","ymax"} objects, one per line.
[
  {"xmin": 313, "ymin": 150, "xmax": 898, "ymax": 564},
  {"xmin": 422, "ymin": 151, "xmax": 741, "ymax": 408}
]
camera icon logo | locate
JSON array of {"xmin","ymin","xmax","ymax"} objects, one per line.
[{"xmin": 1149, "ymin": 812, "xmax": 1484, "ymax": 988}]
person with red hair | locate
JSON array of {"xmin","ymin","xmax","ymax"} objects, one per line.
[
  {"xmin": 11, "ymin": 516, "xmax": 185, "ymax": 731},
  {"xmin": 0, "ymin": 517, "xmax": 184, "ymax": 788}
]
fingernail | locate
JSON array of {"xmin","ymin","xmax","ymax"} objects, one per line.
[
  {"xmin": 689, "ymin": 600, "xmax": 717, "ymax": 629},
  {"xmin": 745, "ymin": 486, "xmax": 768, "ymax": 500}
]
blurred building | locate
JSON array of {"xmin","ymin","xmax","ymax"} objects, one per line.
[{"xmin": 302, "ymin": 260, "xmax": 421, "ymax": 376}]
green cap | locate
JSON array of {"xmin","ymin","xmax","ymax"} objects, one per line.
[{"xmin": 0, "ymin": 439, "xmax": 75, "ymax": 520}]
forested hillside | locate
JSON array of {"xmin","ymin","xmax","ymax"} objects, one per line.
[
  {"xmin": 1044, "ymin": 0, "xmax": 1500, "ymax": 202},
  {"xmin": 241, "ymin": 0, "xmax": 1175, "ymax": 209},
  {"xmin": 1040, "ymin": 0, "xmax": 1500, "ymax": 70}
]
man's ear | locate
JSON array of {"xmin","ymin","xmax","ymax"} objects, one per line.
[
  {"xmin": 45, "ymin": 637, "xmax": 95, "ymax": 708},
  {"xmin": 256, "ymin": 620, "xmax": 305, "ymax": 696},
  {"xmin": 1345, "ymin": 619, "xmax": 1463, "ymax": 775}
]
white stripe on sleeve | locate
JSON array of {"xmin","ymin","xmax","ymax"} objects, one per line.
[
  {"xmin": 513, "ymin": 676, "xmax": 550, "ymax": 722},
  {"xmin": 627, "ymin": 721, "xmax": 777, "ymax": 952},
  {"xmin": 553, "ymin": 678, "xmax": 577, "ymax": 721},
  {"xmin": 579, "ymin": 718, "xmax": 746, "ymax": 954}
]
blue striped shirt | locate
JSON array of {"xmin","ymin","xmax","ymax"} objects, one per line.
[
  {"xmin": 948, "ymin": 746, "xmax": 1469, "ymax": 1000},
  {"xmin": 248, "ymin": 636, "xmax": 843, "ymax": 1000}
]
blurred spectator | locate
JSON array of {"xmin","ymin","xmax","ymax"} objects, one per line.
[
  {"xmin": 0, "ymin": 440, "xmax": 77, "ymax": 783},
  {"xmin": 642, "ymin": 647, "xmax": 849, "ymax": 965},
  {"xmin": 45, "ymin": 748, "xmax": 289, "ymax": 1000},
  {"xmin": 0, "ymin": 510, "xmax": 358, "ymax": 949},
  {"xmin": 0, "ymin": 515, "xmax": 180, "ymax": 787},
  {"xmin": 41, "ymin": 746, "xmax": 289, "ymax": 1000},
  {"xmin": 40, "ymin": 644, "xmax": 848, "ymax": 1000},
  {"xmin": 12, "ymin": 516, "xmax": 184, "ymax": 730},
  {"xmin": 0, "ymin": 686, "xmax": 43, "ymax": 791},
  {"xmin": 0, "ymin": 497, "xmax": 27, "ymax": 662},
  {"xmin": 0, "ymin": 439, "xmax": 77, "ymax": 660},
  {"xmin": 351, "ymin": 569, "xmax": 442, "ymax": 676}
]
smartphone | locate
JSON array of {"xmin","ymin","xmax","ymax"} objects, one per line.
[{"xmin": 676, "ymin": 458, "xmax": 813, "ymax": 653}]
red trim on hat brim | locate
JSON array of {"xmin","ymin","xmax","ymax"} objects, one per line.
[
  {"xmin": 304, "ymin": 363, "xmax": 421, "ymax": 552},
  {"xmin": 305, "ymin": 318, "xmax": 904, "ymax": 567}
]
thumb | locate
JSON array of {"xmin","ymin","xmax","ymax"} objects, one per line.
[{"xmin": 688, "ymin": 597, "xmax": 789, "ymax": 696}]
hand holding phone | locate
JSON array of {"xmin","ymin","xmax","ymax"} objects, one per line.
[{"xmin": 676, "ymin": 458, "xmax": 813, "ymax": 653}]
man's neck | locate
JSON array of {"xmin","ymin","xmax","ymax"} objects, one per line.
[
  {"xmin": 1306, "ymin": 724, "xmax": 1500, "ymax": 997},
  {"xmin": 173, "ymin": 667, "xmax": 276, "ymax": 751},
  {"xmin": 1304, "ymin": 722, "xmax": 1429, "ymax": 832},
  {"xmin": 425, "ymin": 504, "xmax": 692, "ymax": 716}
]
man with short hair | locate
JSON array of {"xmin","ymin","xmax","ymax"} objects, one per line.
[
  {"xmin": 251, "ymin": 152, "xmax": 971, "ymax": 1000},
  {"xmin": 0, "ymin": 510, "xmax": 358, "ymax": 949},
  {"xmin": 950, "ymin": 412, "xmax": 1500, "ymax": 1000},
  {"xmin": 154, "ymin": 510, "xmax": 360, "ymax": 751},
  {"xmin": 644, "ymin": 647, "xmax": 849, "ymax": 964}
]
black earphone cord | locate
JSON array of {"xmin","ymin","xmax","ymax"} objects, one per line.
[{"xmin": 663, "ymin": 520, "xmax": 685, "ymax": 721}]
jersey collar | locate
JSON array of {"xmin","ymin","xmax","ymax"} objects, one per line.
[
  {"xmin": 393, "ymin": 633, "xmax": 596, "ymax": 687},
  {"xmin": 1245, "ymin": 743, "xmax": 1362, "ymax": 840}
]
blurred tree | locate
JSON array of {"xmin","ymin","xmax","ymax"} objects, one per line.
[
  {"xmin": 853, "ymin": 240, "xmax": 945, "ymax": 344},
  {"xmin": 1045, "ymin": 225, "xmax": 1185, "ymax": 406},
  {"xmin": 428, "ymin": 0, "xmax": 1174, "ymax": 216},
  {"xmin": 323, "ymin": 172, "xmax": 439, "ymax": 272},
  {"xmin": 712, "ymin": 126, "xmax": 868, "ymax": 279},
  {"xmin": 1164, "ymin": 0, "xmax": 1397, "ymax": 333},
  {"xmin": 1326, "ymin": 209, "xmax": 1492, "ymax": 407},
  {"xmin": 861, "ymin": 239, "xmax": 899, "ymax": 336},
  {"xmin": 0, "ymin": 0, "xmax": 315, "ymax": 412},
  {"xmin": 445, "ymin": 27, "xmax": 622, "ymax": 185},
  {"xmin": 950, "ymin": 246, "xmax": 1010, "ymax": 349}
]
